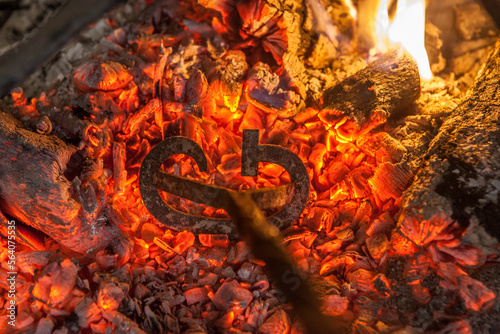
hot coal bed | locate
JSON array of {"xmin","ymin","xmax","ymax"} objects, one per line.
[{"xmin": 0, "ymin": 0, "xmax": 499, "ymax": 333}]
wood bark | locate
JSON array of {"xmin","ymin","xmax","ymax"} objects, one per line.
[
  {"xmin": 322, "ymin": 50, "xmax": 421, "ymax": 131},
  {"xmin": 398, "ymin": 39, "xmax": 500, "ymax": 243}
]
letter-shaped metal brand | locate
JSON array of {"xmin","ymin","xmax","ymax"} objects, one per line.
[{"xmin": 139, "ymin": 129, "xmax": 310, "ymax": 237}]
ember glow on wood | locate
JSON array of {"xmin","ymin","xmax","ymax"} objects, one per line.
[{"xmin": 0, "ymin": 0, "xmax": 498, "ymax": 333}]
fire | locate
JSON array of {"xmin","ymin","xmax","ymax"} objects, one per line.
[
  {"xmin": 371, "ymin": 0, "xmax": 433, "ymax": 79},
  {"xmin": 2, "ymin": 0, "xmax": 497, "ymax": 332},
  {"xmin": 344, "ymin": 0, "xmax": 358, "ymax": 19}
]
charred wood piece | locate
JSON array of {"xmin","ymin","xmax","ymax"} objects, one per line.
[
  {"xmin": 153, "ymin": 42, "xmax": 170, "ymax": 136},
  {"xmin": 123, "ymin": 98, "xmax": 161, "ymax": 135},
  {"xmin": 2, "ymin": 91, "xmax": 107, "ymax": 151},
  {"xmin": 102, "ymin": 309, "xmax": 147, "ymax": 334},
  {"xmin": 204, "ymin": 50, "xmax": 248, "ymax": 112},
  {"xmin": 0, "ymin": 110, "xmax": 79, "ymax": 243},
  {"xmin": 186, "ymin": 69, "xmax": 209, "ymax": 105},
  {"xmin": 368, "ymin": 161, "xmax": 413, "ymax": 201},
  {"xmin": 36, "ymin": 103, "xmax": 108, "ymax": 151},
  {"xmin": 71, "ymin": 92, "xmax": 126, "ymax": 132},
  {"xmin": 245, "ymin": 62, "xmax": 304, "ymax": 117},
  {"xmin": 0, "ymin": 110, "xmax": 131, "ymax": 259},
  {"xmin": 113, "ymin": 141, "xmax": 127, "ymax": 195},
  {"xmin": 322, "ymin": 50, "xmax": 420, "ymax": 137},
  {"xmin": 356, "ymin": 132, "xmax": 407, "ymax": 163}
]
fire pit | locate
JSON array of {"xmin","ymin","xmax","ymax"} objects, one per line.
[{"xmin": 0, "ymin": 0, "xmax": 498, "ymax": 333}]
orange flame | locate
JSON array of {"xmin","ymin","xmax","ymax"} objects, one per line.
[{"xmin": 373, "ymin": 0, "xmax": 432, "ymax": 80}]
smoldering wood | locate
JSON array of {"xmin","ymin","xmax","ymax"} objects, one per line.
[
  {"xmin": 71, "ymin": 92, "xmax": 126, "ymax": 131},
  {"xmin": 246, "ymin": 62, "xmax": 304, "ymax": 117},
  {"xmin": 0, "ymin": 110, "xmax": 131, "ymax": 258},
  {"xmin": 399, "ymin": 39, "xmax": 500, "ymax": 242},
  {"xmin": 36, "ymin": 103, "xmax": 108, "ymax": 148},
  {"xmin": 0, "ymin": 97, "xmax": 107, "ymax": 149},
  {"xmin": 102, "ymin": 310, "xmax": 148, "ymax": 334},
  {"xmin": 0, "ymin": 110, "xmax": 79, "ymax": 236},
  {"xmin": 0, "ymin": 209, "xmax": 46, "ymax": 251},
  {"xmin": 203, "ymin": 50, "xmax": 248, "ymax": 111},
  {"xmin": 322, "ymin": 50, "xmax": 421, "ymax": 131}
]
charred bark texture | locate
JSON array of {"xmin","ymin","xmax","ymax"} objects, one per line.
[
  {"xmin": 0, "ymin": 111, "xmax": 79, "ymax": 234},
  {"xmin": 399, "ymin": 40, "xmax": 500, "ymax": 242},
  {"xmin": 0, "ymin": 111, "xmax": 131, "ymax": 257},
  {"xmin": 322, "ymin": 50, "xmax": 421, "ymax": 130}
]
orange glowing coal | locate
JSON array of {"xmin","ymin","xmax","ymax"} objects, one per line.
[{"xmin": 368, "ymin": 0, "xmax": 433, "ymax": 80}]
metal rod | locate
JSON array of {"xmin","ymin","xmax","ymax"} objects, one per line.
[{"xmin": 224, "ymin": 191, "xmax": 345, "ymax": 334}]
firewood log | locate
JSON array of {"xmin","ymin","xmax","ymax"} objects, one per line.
[
  {"xmin": 398, "ymin": 39, "xmax": 500, "ymax": 245},
  {"xmin": 322, "ymin": 50, "xmax": 421, "ymax": 134},
  {"xmin": 0, "ymin": 111, "xmax": 131, "ymax": 260}
]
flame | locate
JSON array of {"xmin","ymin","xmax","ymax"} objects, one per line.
[
  {"xmin": 344, "ymin": 0, "xmax": 357, "ymax": 19},
  {"xmin": 372, "ymin": 0, "xmax": 432, "ymax": 80}
]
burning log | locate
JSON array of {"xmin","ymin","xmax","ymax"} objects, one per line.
[
  {"xmin": 0, "ymin": 110, "xmax": 131, "ymax": 259},
  {"xmin": 394, "ymin": 40, "xmax": 500, "ymax": 321},
  {"xmin": 399, "ymin": 39, "xmax": 500, "ymax": 244},
  {"xmin": 321, "ymin": 50, "xmax": 420, "ymax": 139}
]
